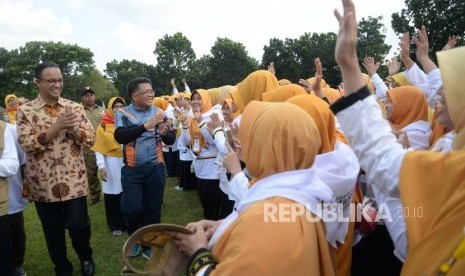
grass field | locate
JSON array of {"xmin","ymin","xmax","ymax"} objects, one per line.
[{"xmin": 23, "ymin": 176, "xmax": 203, "ymax": 275}]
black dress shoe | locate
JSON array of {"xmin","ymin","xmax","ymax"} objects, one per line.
[{"xmin": 81, "ymin": 260, "xmax": 95, "ymax": 276}]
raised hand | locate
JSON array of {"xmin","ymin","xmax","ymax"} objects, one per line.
[
  {"xmin": 414, "ymin": 26, "xmax": 430, "ymax": 61},
  {"xmin": 387, "ymin": 57, "xmax": 401, "ymax": 76},
  {"xmin": 362, "ymin": 56, "xmax": 380, "ymax": 77},
  {"xmin": 311, "ymin": 58, "xmax": 324, "ymax": 98},
  {"xmin": 170, "ymin": 78, "xmax": 176, "ymax": 87},
  {"xmin": 398, "ymin": 32, "xmax": 414, "ymax": 69},
  {"xmin": 414, "ymin": 25, "xmax": 438, "ymax": 73},
  {"xmin": 298, "ymin": 79, "xmax": 313, "ymax": 94},
  {"xmin": 442, "ymin": 35, "xmax": 459, "ymax": 51},
  {"xmin": 267, "ymin": 62, "xmax": 275, "ymax": 75},
  {"xmin": 334, "ymin": 0, "xmax": 365, "ymax": 95},
  {"xmin": 223, "ymin": 143, "xmax": 242, "ymax": 176}
]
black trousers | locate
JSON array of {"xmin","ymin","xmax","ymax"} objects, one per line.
[
  {"xmin": 196, "ymin": 178, "xmax": 222, "ymax": 220},
  {"xmin": 8, "ymin": 211, "xmax": 26, "ymax": 269},
  {"xmin": 179, "ymin": 160, "xmax": 197, "ymax": 190},
  {"xmin": 104, "ymin": 193, "xmax": 126, "ymax": 232},
  {"xmin": 0, "ymin": 214, "xmax": 12, "ymax": 276},
  {"xmin": 163, "ymin": 150, "xmax": 180, "ymax": 177},
  {"xmin": 120, "ymin": 163, "xmax": 165, "ymax": 236},
  {"xmin": 35, "ymin": 197, "xmax": 93, "ymax": 275},
  {"xmin": 219, "ymin": 191, "xmax": 235, "ymax": 219},
  {"xmin": 351, "ymin": 224, "xmax": 403, "ymax": 276}
]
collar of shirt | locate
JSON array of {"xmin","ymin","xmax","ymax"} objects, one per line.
[{"xmin": 34, "ymin": 95, "xmax": 66, "ymax": 109}]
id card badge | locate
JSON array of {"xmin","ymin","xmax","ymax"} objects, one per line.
[{"xmin": 193, "ymin": 138, "xmax": 200, "ymax": 153}]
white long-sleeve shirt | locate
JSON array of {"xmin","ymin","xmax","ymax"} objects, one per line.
[
  {"xmin": 95, "ymin": 152, "xmax": 123, "ymax": 194},
  {"xmin": 0, "ymin": 124, "xmax": 19, "ymax": 178},
  {"xmin": 404, "ymin": 65, "xmax": 442, "ymax": 108},
  {"xmin": 402, "ymin": 120, "xmax": 431, "ymax": 150},
  {"xmin": 5, "ymin": 124, "xmax": 27, "ymax": 214},
  {"xmin": 371, "ymin": 73, "xmax": 389, "ymax": 100},
  {"xmin": 336, "ymin": 93, "xmax": 408, "ymax": 260}
]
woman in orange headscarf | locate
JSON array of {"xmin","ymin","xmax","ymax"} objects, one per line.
[
  {"xmin": 384, "ymin": 86, "xmax": 431, "ymax": 149},
  {"xmin": 262, "ymin": 84, "xmax": 307, "ymax": 102},
  {"xmin": 229, "ymin": 70, "xmax": 279, "ymax": 114},
  {"xmin": 91, "ymin": 96, "xmax": 127, "ymax": 236},
  {"xmin": 170, "ymin": 101, "xmax": 336, "ymax": 275},
  {"xmin": 179, "ymin": 89, "xmax": 231, "ymax": 220},
  {"xmin": 221, "ymin": 99, "xmax": 239, "ymax": 125},
  {"xmin": 287, "ymin": 95, "xmax": 359, "ymax": 276},
  {"xmin": 5, "ymin": 94, "xmax": 18, "ymax": 124}
]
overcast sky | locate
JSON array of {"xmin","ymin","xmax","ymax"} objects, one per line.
[{"xmin": 0, "ymin": 0, "xmax": 406, "ymax": 72}]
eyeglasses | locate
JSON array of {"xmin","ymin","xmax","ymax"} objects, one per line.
[
  {"xmin": 136, "ymin": 89, "xmax": 155, "ymax": 96},
  {"xmin": 40, "ymin": 78, "xmax": 64, "ymax": 85},
  {"xmin": 112, "ymin": 104, "xmax": 125, "ymax": 109}
]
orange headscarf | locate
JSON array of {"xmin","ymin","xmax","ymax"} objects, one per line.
[
  {"xmin": 5, "ymin": 94, "xmax": 18, "ymax": 124},
  {"xmin": 322, "ymin": 88, "xmax": 343, "ymax": 105},
  {"xmin": 394, "ymin": 47, "xmax": 465, "ymax": 275},
  {"xmin": 278, "ymin": 79, "xmax": 291, "ymax": 86},
  {"xmin": 230, "ymin": 70, "xmax": 279, "ymax": 113},
  {"xmin": 218, "ymin": 85, "xmax": 234, "ymax": 105},
  {"xmin": 307, "ymin": 77, "xmax": 329, "ymax": 89},
  {"xmin": 386, "ymin": 86, "xmax": 428, "ymax": 131},
  {"xmin": 286, "ymin": 95, "xmax": 339, "ymax": 154},
  {"xmin": 91, "ymin": 97, "xmax": 126, "ymax": 157},
  {"xmin": 262, "ymin": 84, "xmax": 306, "ymax": 102},
  {"xmin": 208, "ymin": 88, "xmax": 220, "ymax": 106},
  {"xmin": 389, "ymin": 72, "xmax": 412, "ymax": 87},
  {"xmin": 189, "ymin": 89, "xmax": 212, "ymax": 152},
  {"xmin": 438, "ymin": 47, "xmax": 465, "ymax": 150},
  {"xmin": 240, "ymin": 101, "xmax": 321, "ymax": 183},
  {"xmin": 152, "ymin": 97, "xmax": 169, "ymax": 111},
  {"xmin": 222, "ymin": 99, "xmax": 239, "ymax": 121},
  {"xmin": 429, "ymin": 103, "xmax": 448, "ymax": 148}
]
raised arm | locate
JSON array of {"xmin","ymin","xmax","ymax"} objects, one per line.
[{"xmin": 332, "ymin": 0, "xmax": 407, "ymax": 196}]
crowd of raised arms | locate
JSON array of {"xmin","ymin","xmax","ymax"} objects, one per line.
[{"xmin": 0, "ymin": 0, "xmax": 464, "ymax": 275}]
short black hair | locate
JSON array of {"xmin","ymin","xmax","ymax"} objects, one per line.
[
  {"xmin": 127, "ymin": 77, "xmax": 152, "ymax": 98},
  {"xmin": 34, "ymin": 62, "xmax": 59, "ymax": 79}
]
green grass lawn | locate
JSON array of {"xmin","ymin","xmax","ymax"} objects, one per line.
[{"xmin": 23, "ymin": 177, "xmax": 203, "ymax": 275}]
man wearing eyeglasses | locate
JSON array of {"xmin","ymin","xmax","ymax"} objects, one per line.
[
  {"xmin": 16, "ymin": 62, "xmax": 96, "ymax": 276},
  {"xmin": 81, "ymin": 87, "xmax": 105, "ymax": 206},
  {"xmin": 114, "ymin": 77, "xmax": 176, "ymax": 259}
]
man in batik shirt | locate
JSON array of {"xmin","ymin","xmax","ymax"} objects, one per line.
[{"xmin": 16, "ymin": 63, "xmax": 96, "ymax": 276}]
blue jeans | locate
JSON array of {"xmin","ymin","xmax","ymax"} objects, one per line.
[{"xmin": 120, "ymin": 163, "xmax": 165, "ymax": 235}]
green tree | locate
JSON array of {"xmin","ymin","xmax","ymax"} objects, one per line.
[
  {"xmin": 357, "ymin": 16, "xmax": 391, "ymax": 79},
  {"xmin": 358, "ymin": 16, "xmax": 392, "ymax": 64},
  {"xmin": 186, "ymin": 55, "xmax": 212, "ymax": 90},
  {"xmin": 391, "ymin": 0, "xmax": 464, "ymax": 57},
  {"xmin": 262, "ymin": 38, "xmax": 300, "ymax": 82},
  {"xmin": 207, "ymin": 37, "xmax": 258, "ymax": 88},
  {"xmin": 262, "ymin": 33, "xmax": 340, "ymax": 86},
  {"xmin": 153, "ymin": 32, "xmax": 196, "ymax": 93},
  {"xmin": 104, "ymin": 59, "xmax": 154, "ymax": 100},
  {"xmin": 0, "ymin": 41, "xmax": 95, "ymax": 101}
]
